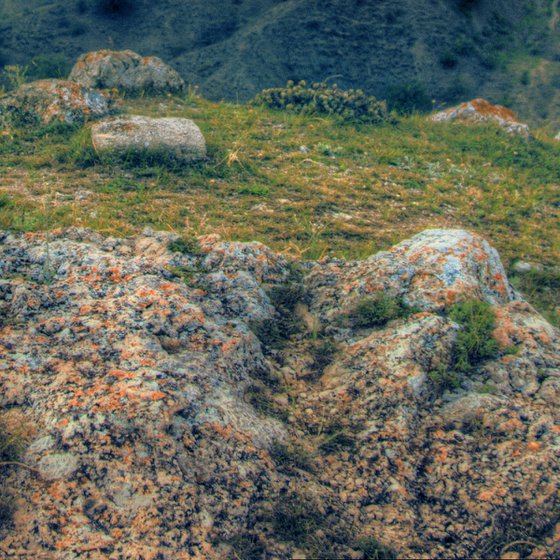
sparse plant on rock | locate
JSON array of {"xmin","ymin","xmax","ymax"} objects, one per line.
[
  {"xmin": 344, "ymin": 293, "xmax": 418, "ymax": 329},
  {"xmin": 449, "ymin": 298, "xmax": 498, "ymax": 372},
  {"xmin": 2, "ymin": 65, "xmax": 28, "ymax": 90}
]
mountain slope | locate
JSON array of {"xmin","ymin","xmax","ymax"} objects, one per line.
[{"xmin": 0, "ymin": 0, "xmax": 559, "ymax": 129}]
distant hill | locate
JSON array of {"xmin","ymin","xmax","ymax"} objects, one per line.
[{"xmin": 0, "ymin": 0, "xmax": 559, "ymax": 130}]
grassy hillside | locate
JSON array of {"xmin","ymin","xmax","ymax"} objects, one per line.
[
  {"xmin": 0, "ymin": 0, "xmax": 559, "ymax": 130},
  {"xmin": 0, "ymin": 93, "xmax": 559, "ymax": 323}
]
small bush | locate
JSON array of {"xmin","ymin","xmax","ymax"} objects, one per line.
[
  {"xmin": 449, "ymin": 299, "xmax": 497, "ymax": 372},
  {"xmin": 168, "ymin": 237, "xmax": 205, "ymax": 257},
  {"xmin": 427, "ymin": 365, "xmax": 461, "ymax": 392},
  {"xmin": 253, "ymin": 80, "xmax": 388, "ymax": 124},
  {"xmin": 346, "ymin": 293, "xmax": 418, "ymax": 329}
]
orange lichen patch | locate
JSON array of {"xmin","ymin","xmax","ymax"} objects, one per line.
[
  {"xmin": 469, "ymin": 99, "xmax": 519, "ymax": 121},
  {"xmin": 109, "ymin": 369, "xmax": 136, "ymax": 380},
  {"xmin": 149, "ymin": 391, "xmax": 167, "ymax": 401},
  {"xmin": 498, "ymin": 418, "xmax": 524, "ymax": 432},
  {"xmin": 536, "ymin": 332, "xmax": 552, "ymax": 345},
  {"xmin": 527, "ymin": 441, "xmax": 541, "ymax": 451}
]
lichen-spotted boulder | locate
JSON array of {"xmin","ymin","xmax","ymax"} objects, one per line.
[
  {"xmin": 431, "ymin": 98, "xmax": 530, "ymax": 137},
  {"xmin": 91, "ymin": 115, "xmax": 206, "ymax": 164},
  {"xmin": 307, "ymin": 228, "xmax": 518, "ymax": 322},
  {"xmin": 68, "ymin": 50, "xmax": 186, "ymax": 96},
  {"xmin": 0, "ymin": 79, "xmax": 116, "ymax": 126}
]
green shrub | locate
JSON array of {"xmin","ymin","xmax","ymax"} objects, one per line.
[
  {"xmin": 252, "ymin": 80, "xmax": 388, "ymax": 124},
  {"xmin": 428, "ymin": 299, "xmax": 498, "ymax": 393},
  {"xmin": 449, "ymin": 299, "xmax": 497, "ymax": 372},
  {"xmin": 167, "ymin": 237, "xmax": 205, "ymax": 257},
  {"xmin": 427, "ymin": 365, "xmax": 461, "ymax": 392},
  {"xmin": 346, "ymin": 293, "xmax": 418, "ymax": 329}
]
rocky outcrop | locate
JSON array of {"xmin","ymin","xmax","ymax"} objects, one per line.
[
  {"xmin": 0, "ymin": 80, "xmax": 117, "ymax": 127},
  {"xmin": 306, "ymin": 228, "xmax": 518, "ymax": 322},
  {"xmin": 68, "ymin": 50, "xmax": 186, "ymax": 96},
  {"xmin": 0, "ymin": 228, "xmax": 558, "ymax": 559},
  {"xmin": 431, "ymin": 99, "xmax": 531, "ymax": 137},
  {"xmin": 91, "ymin": 116, "xmax": 206, "ymax": 164}
]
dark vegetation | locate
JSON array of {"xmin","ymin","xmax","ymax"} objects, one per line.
[
  {"xmin": 428, "ymin": 299, "xmax": 498, "ymax": 392},
  {"xmin": 344, "ymin": 293, "xmax": 419, "ymax": 329},
  {"xmin": 249, "ymin": 266, "xmax": 305, "ymax": 351},
  {"xmin": 253, "ymin": 81, "xmax": 388, "ymax": 124},
  {"xmin": 475, "ymin": 501, "xmax": 560, "ymax": 559}
]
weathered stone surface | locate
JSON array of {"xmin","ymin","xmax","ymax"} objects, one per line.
[
  {"xmin": 306, "ymin": 228, "xmax": 518, "ymax": 324},
  {"xmin": 69, "ymin": 50, "xmax": 186, "ymax": 96},
  {"xmin": 0, "ymin": 79, "xmax": 116, "ymax": 126},
  {"xmin": 431, "ymin": 98, "xmax": 530, "ymax": 136},
  {"xmin": 0, "ymin": 227, "xmax": 558, "ymax": 559},
  {"xmin": 91, "ymin": 115, "xmax": 206, "ymax": 163}
]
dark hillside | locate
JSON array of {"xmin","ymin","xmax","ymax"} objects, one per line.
[{"xmin": 0, "ymin": 0, "xmax": 559, "ymax": 128}]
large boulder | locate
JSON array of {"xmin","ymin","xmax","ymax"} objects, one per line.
[
  {"xmin": 68, "ymin": 50, "xmax": 186, "ymax": 96},
  {"xmin": 91, "ymin": 115, "xmax": 206, "ymax": 164},
  {"xmin": 431, "ymin": 98, "xmax": 530, "ymax": 137},
  {"xmin": 0, "ymin": 79, "xmax": 116, "ymax": 126},
  {"xmin": 306, "ymin": 228, "xmax": 519, "ymax": 322},
  {"xmin": 0, "ymin": 227, "xmax": 558, "ymax": 559}
]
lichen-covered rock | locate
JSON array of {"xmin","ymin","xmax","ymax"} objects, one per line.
[
  {"xmin": 0, "ymin": 227, "xmax": 558, "ymax": 559},
  {"xmin": 0, "ymin": 228, "xmax": 286, "ymax": 558},
  {"xmin": 0, "ymin": 79, "xmax": 116, "ymax": 126},
  {"xmin": 431, "ymin": 98, "xmax": 530, "ymax": 137},
  {"xmin": 69, "ymin": 50, "xmax": 186, "ymax": 96},
  {"xmin": 91, "ymin": 115, "xmax": 206, "ymax": 164},
  {"xmin": 306, "ymin": 228, "xmax": 518, "ymax": 323}
]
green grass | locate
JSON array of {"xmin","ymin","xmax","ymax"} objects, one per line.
[
  {"xmin": 0, "ymin": 94, "xmax": 559, "ymax": 321},
  {"xmin": 344, "ymin": 294, "xmax": 419, "ymax": 329}
]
